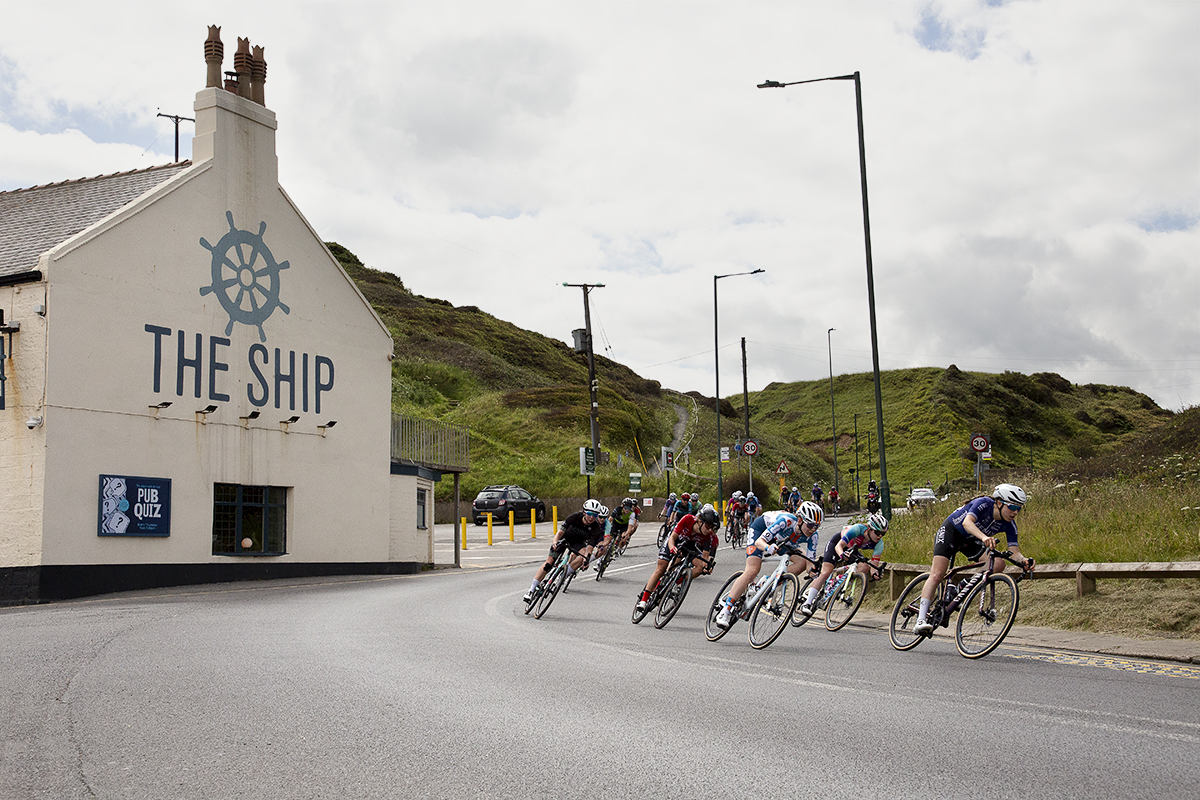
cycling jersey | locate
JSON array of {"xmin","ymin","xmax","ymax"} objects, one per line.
[
  {"xmin": 746, "ymin": 497, "xmax": 759, "ymax": 512},
  {"xmin": 611, "ymin": 505, "xmax": 639, "ymax": 530},
  {"xmin": 933, "ymin": 496, "xmax": 1017, "ymax": 561},
  {"xmin": 747, "ymin": 511, "xmax": 818, "ymax": 560},
  {"xmin": 823, "ymin": 522, "xmax": 884, "ymax": 563},
  {"xmin": 557, "ymin": 511, "xmax": 604, "ymax": 549},
  {"xmin": 658, "ymin": 513, "xmax": 718, "ymax": 560},
  {"xmin": 946, "ymin": 497, "xmax": 1017, "ymax": 545}
]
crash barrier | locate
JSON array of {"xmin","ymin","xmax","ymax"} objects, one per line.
[{"xmin": 886, "ymin": 561, "xmax": 1200, "ymax": 600}]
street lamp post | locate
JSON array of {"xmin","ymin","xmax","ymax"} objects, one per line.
[
  {"xmin": 759, "ymin": 72, "xmax": 891, "ymax": 516},
  {"xmin": 827, "ymin": 327, "xmax": 839, "ymax": 497},
  {"xmin": 715, "ymin": 269, "xmax": 764, "ymax": 511}
]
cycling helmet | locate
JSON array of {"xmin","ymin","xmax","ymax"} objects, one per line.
[
  {"xmin": 791, "ymin": 486, "xmax": 798, "ymax": 492},
  {"xmin": 813, "ymin": 483, "xmax": 820, "ymax": 488},
  {"xmin": 668, "ymin": 492, "xmax": 677, "ymax": 500},
  {"xmin": 732, "ymin": 490, "xmax": 743, "ymax": 499},
  {"xmin": 797, "ymin": 501, "xmax": 823, "ymax": 527},
  {"xmin": 747, "ymin": 492, "xmax": 756, "ymax": 500},
  {"xmin": 598, "ymin": 505, "xmax": 610, "ymax": 518},
  {"xmin": 697, "ymin": 506, "xmax": 719, "ymax": 527},
  {"xmin": 992, "ymin": 483, "xmax": 1027, "ymax": 508},
  {"xmin": 866, "ymin": 513, "xmax": 888, "ymax": 533},
  {"xmin": 623, "ymin": 497, "xmax": 635, "ymax": 508},
  {"xmin": 582, "ymin": 498, "xmax": 603, "ymax": 515},
  {"xmin": 680, "ymin": 493, "xmax": 690, "ymax": 501}
]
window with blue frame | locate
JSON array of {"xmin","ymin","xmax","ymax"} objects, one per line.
[{"xmin": 212, "ymin": 483, "xmax": 288, "ymax": 555}]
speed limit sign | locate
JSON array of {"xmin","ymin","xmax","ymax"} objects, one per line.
[
  {"xmin": 970, "ymin": 434, "xmax": 990, "ymax": 453},
  {"xmin": 743, "ymin": 439, "xmax": 758, "ymax": 456}
]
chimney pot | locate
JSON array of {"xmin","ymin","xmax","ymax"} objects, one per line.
[
  {"xmin": 251, "ymin": 45, "xmax": 267, "ymax": 106},
  {"xmin": 204, "ymin": 25, "xmax": 224, "ymax": 89},
  {"xmin": 234, "ymin": 37, "xmax": 253, "ymax": 100}
]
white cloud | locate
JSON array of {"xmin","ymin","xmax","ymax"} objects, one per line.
[{"xmin": 2, "ymin": 1, "xmax": 1197, "ymax": 411}]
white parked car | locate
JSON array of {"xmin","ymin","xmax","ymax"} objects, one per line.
[{"xmin": 906, "ymin": 488, "xmax": 938, "ymax": 510}]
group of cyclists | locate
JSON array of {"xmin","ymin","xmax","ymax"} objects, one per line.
[{"xmin": 522, "ymin": 481, "xmax": 1035, "ymax": 645}]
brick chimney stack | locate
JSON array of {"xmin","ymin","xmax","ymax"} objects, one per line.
[{"xmin": 204, "ymin": 26, "xmax": 223, "ymax": 89}]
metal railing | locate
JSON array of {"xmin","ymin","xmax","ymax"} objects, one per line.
[
  {"xmin": 390, "ymin": 413, "xmax": 470, "ymax": 473},
  {"xmin": 885, "ymin": 561, "xmax": 1200, "ymax": 600}
]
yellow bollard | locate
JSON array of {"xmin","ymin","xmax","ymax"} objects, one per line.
[
  {"xmin": 461, "ymin": 517, "xmax": 468, "ymax": 550},
  {"xmin": 553, "ymin": 506, "xmax": 558, "ymax": 532},
  {"xmin": 509, "ymin": 510, "xmax": 515, "ymax": 541},
  {"xmin": 530, "ymin": 509, "xmax": 536, "ymax": 538},
  {"xmin": 487, "ymin": 513, "xmax": 493, "ymax": 546}
]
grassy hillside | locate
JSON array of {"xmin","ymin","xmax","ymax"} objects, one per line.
[
  {"xmin": 331, "ymin": 242, "xmax": 1180, "ymax": 510},
  {"xmin": 742, "ymin": 366, "xmax": 1173, "ymax": 508}
]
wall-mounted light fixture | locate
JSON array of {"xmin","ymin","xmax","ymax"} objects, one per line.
[
  {"xmin": 280, "ymin": 415, "xmax": 300, "ymax": 432},
  {"xmin": 196, "ymin": 405, "xmax": 218, "ymax": 423},
  {"xmin": 239, "ymin": 410, "xmax": 260, "ymax": 427},
  {"xmin": 150, "ymin": 401, "xmax": 173, "ymax": 409},
  {"xmin": 318, "ymin": 420, "xmax": 337, "ymax": 435},
  {"xmin": 26, "ymin": 416, "xmax": 43, "ymax": 429}
]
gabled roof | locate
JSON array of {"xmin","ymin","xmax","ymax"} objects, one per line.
[{"xmin": 0, "ymin": 161, "xmax": 192, "ymax": 280}]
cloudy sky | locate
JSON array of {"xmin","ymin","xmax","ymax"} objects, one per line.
[{"xmin": 3, "ymin": 1, "xmax": 1197, "ymax": 411}]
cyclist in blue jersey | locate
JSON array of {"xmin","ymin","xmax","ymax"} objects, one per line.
[
  {"xmin": 715, "ymin": 501, "xmax": 824, "ymax": 629},
  {"xmin": 912, "ymin": 484, "xmax": 1033, "ymax": 635},
  {"xmin": 787, "ymin": 486, "xmax": 802, "ymax": 513},
  {"xmin": 745, "ymin": 492, "xmax": 760, "ymax": 521},
  {"xmin": 799, "ymin": 512, "xmax": 888, "ymax": 617},
  {"xmin": 811, "ymin": 483, "xmax": 823, "ymax": 509}
]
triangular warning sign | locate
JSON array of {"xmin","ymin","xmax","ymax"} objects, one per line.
[{"xmin": 775, "ymin": 460, "xmax": 790, "ymax": 475}]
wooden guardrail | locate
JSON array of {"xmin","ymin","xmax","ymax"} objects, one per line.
[{"xmin": 885, "ymin": 561, "xmax": 1200, "ymax": 600}]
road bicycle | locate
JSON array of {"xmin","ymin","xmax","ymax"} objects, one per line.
[
  {"xmin": 724, "ymin": 512, "xmax": 747, "ymax": 549},
  {"xmin": 889, "ymin": 548, "xmax": 1034, "ymax": 659},
  {"xmin": 524, "ymin": 545, "xmax": 586, "ymax": 620},
  {"xmin": 594, "ymin": 534, "xmax": 621, "ymax": 580},
  {"xmin": 631, "ymin": 542, "xmax": 713, "ymax": 628},
  {"xmin": 704, "ymin": 552, "xmax": 803, "ymax": 650},
  {"xmin": 657, "ymin": 519, "xmax": 672, "ymax": 548},
  {"xmin": 789, "ymin": 551, "xmax": 886, "ymax": 632}
]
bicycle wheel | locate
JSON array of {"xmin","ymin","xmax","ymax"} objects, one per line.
[
  {"xmin": 889, "ymin": 573, "xmax": 941, "ymax": 651},
  {"xmin": 824, "ymin": 570, "xmax": 868, "ymax": 632},
  {"xmin": 524, "ymin": 583, "xmax": 541, "ymax": 615},
  {"xmin": 654, "ymin": 567, "xmax": 693, "ymax": 629},
  {"xmin": 790, "ymin": 575, "xmax": 817, "ymax": 627},
  {"xmin": 534, "ymin": 564, "xmax": 567, "ymax": 619},
  {"xmin": 955, "ymin": 573, "xmax": 1019, "ymax": 659},
  {"xmin": 596, "ymin": 546, "xmax": 615, "ymax": 580},
  {"xmin": 631, "ymin": 588, "xmax": 653, "ymax": 625},
  {"xmin": 704, "ymin": 571, "xmax": 743, "ymax": 642},
  {"xmin": 748, "ymin": 573, "xmax": 801, "ymax": 650},
  {"xmin": 657, "ymin": 523, "xmax": 670, "ymax": 548}
]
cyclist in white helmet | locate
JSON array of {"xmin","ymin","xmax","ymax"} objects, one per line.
[
  {"xmin": 714, "ymin": 501, "xmax": 824, "ymax": 630},
  {"xmin": 799, "ymin": 512, "xmax": 888, "ymax": 617},
  {"xmin": 911, "ymin": 484, "xmax": 1034, "ymax": 635},
  {"xmin": 523, "ymin": 498, "xmax": 605, "ymax": 603}
]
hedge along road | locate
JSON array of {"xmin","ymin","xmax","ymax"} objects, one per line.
[{"xmin": 2, "ymin": 549, "xmax": 1198, "ymax": 799}]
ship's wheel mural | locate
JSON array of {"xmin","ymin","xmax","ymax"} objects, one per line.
[{"xmin": 200, "ymin": 211, "xmax": 290, "ymax": 342}]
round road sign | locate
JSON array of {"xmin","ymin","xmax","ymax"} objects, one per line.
[
  {"xmin": 743, "ymin": 439, "xmax": 758, "ymax": 456},
  {"xmin": 971, "ymin": 435, "xmax": 990, "ymax": 453}
]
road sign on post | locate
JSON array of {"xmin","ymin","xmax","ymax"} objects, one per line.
[
  {"xmin": 629, "ymin": 473, "xmax": 642, "ymax": 492},
  {"xmin": 579, "ymin": 446, "xmax": 596, "ymax": 476},
  {"xmin": 775, "ymin": 460, "xmax": 790, "ymax": 475},
  {"xmin": 661, "ymin": 447, "xmax": 675, "ymax": 470},
  {"xmin": 720, "ymin": 447, "xmax": 730, "ymax": 463},
  {"xmin": 743, "ymin": 439, "xmax": 758, "ymax": 457}
]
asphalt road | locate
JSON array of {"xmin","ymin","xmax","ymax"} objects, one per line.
[{"xmin": 2, "ymin": 546, "xmax": 1198, "ymax": 799}]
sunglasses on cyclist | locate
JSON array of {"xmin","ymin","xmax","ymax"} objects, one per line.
[
  {"xmin": 1004, "ymin": 503, "xmax": 1023, "ymax": 512},
  {"xmin": 801, "ymin": 521, "xmax": 819, "ymax": 531}
]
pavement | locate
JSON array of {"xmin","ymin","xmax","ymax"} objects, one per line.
[{"xmin": 432, "ymin": 520, "xmax": 1200, "ymax": 665}]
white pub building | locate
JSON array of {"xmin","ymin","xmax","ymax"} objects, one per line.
[{"xmin": 0, "ymin": 29, "xmax": 465, "ymax": 603}]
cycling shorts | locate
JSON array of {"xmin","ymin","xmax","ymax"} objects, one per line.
[{"xmin": 933, "ymin": 524, "xmax": 985, "ymax": 562}]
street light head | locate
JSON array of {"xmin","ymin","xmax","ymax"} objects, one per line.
[{"xmin": 757, "ymin": 80, "xmax": 784, "ymax": 88}]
